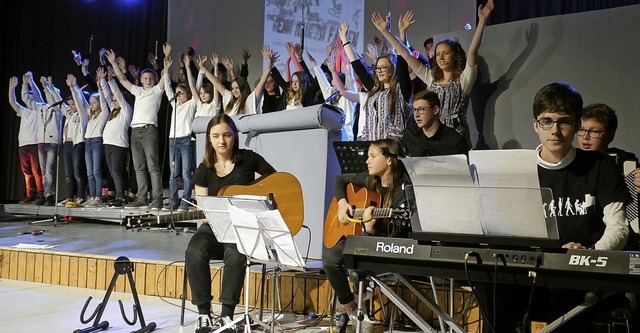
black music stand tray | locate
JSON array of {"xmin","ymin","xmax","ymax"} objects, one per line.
[
  {"xmin": 333, "ymin": 141, "xmax": 371, "ymax": 174},
  {"xmin": 74, "ymin": 256, "xmax": 156, "ymax": 333}
]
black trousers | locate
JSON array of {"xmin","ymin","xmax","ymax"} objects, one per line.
[
  {"xmin": 185, "ymin": 223, "xmax": 247, "ymax": 306},
  {"xmin": 322, "ymin": 238, "xmax": 355, "ymax": 305}
]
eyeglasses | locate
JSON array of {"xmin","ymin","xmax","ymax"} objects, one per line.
[
  {"xmin": 374, "ymin": 66, "xmax": 391, "ymax": 72},
  {"xmin": 576, "ymin": 128, "xmax": 606, "ymax": 139},
  {"xmin": 413, "ymin": 106, "xmax": 434, "ymax": 114},
  {"xmin": 535, "ymin": 117, "xmax": 575, "ymax": 131}
]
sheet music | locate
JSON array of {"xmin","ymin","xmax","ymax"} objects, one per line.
[
  {"xmin": 255, "ymin": 210, "xmax": 305, "ymax": 270},
  {"xmin": 227, "ymin": 205, "xmax": 271, "ymax": 262},
  {"xmin": 404, "ymin": 151, "xmax": 554, "ymax": 239},
  {"xmin": 196, "ymin": 196, "xmax": 236, "ymax": 243},
  {"xmin": 403, "ymin": 155, "xmax": 484, "ymax": 234},
  {"xmin": 469, "ymin": 150, "xmax": 548, "ymax": 238}
]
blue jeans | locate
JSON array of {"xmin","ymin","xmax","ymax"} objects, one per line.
[
  {"xmin": 131, "ymin": 126, "xmax": 162, "ymax": 202},
  {"xmin": 85, "ymin": 137, "xmax": 104, "ymax": 197},
  {"xmin": 169, "ymin": 135, "xmax": 193, "ymax": 206},
  {"xmin": 38, "ymin": 143, "xmax": 58, "ymax": 198},
  {"xmin": 63, "ymin": 142, "xmax": 86, "ymax": 199},
  {"xmin": 104, "ymin": 144, "xmax": 128, "ymax": 199}
]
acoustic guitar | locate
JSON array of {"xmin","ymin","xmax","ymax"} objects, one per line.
[
  {"xmin": 126, "ymin": 172, "xmax": 304, "ymax": 236},
  {"xmin": 323, "ymin": 183, "xmax": 410, "ymax": 248}
]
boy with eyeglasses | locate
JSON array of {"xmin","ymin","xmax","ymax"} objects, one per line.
[
  {"xmin": 400, "ymin": 90, "xmax": 468, "ymax": 156},
  {"xmin": 486, "ymin": 83, "xmax": 631, "ymax": 333},
  {"xmin": 578, "ymin": 103, "xmax": 639, "ymax": 195}
]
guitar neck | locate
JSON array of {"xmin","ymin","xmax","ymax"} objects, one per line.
[{"xmin": 352, "ymin": 208, "xmax": 395, "ymax": 219}]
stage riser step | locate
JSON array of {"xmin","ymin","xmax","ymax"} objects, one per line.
[{"xmin": 0, "ymin": 247, "xmax": 479, "ymax": 330}]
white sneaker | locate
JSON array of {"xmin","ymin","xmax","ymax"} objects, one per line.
[
  {"xmin": 194, "ymin": 314, "xmax": 213, "ymax": 333},
  {"xmin": 84, "ymin": 198, "xmax": 98, "ymax": 207}
]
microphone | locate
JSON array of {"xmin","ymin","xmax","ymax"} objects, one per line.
[
  {"xmin": 169, "ymin": 90, "xmax": 182, "ymax": 102},
  {"xmin": 48, "ymin": 100, "xmax": 65, "ymax": 109},
  {"xmin": 323, "ymin": 90, "xmax": 340, "ymax": 104}
]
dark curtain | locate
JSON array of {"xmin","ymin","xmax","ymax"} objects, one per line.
[
  {"xmin": 0, "ymin": 0, "xmax": 168, "ymax": 202},
  {"xmin": 482, "ymin": 0, "xmax": 640, "ymax": 25}
]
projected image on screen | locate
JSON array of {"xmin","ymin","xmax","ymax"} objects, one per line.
[{"xmin": 265, "ymin": 0, "xmax": 364, "ymax": 73}]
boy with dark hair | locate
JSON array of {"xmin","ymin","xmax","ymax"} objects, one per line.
[
  {"xmin": 490, "ymin": 82, "xmax": 630, "ymax": 333},
  {"xmin": 400, "ymin": 90, "xmax": 468, "ymax": 157}
]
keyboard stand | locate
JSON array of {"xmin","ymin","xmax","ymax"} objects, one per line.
[
  {"xmin": 538, "ymin": 291, "xmax": 610, "ymax": 333},
  {"xmin": 365, "ymin": 273, "xmax": 467, "ymax": 333}
]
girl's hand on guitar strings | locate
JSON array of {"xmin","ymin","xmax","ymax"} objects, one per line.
[{"xmin": 337, "ymin": 198, "xmax": 353, "ymax": 224}]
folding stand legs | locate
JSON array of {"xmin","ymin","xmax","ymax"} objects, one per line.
[{"xmin": 74, "ymin": 256, "xmax": 156, "ymax": 333}]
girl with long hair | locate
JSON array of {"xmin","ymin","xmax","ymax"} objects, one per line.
[
  {"xmin": 186, "ymin": 114, "xmax": 276, "ymax": 332},
  {"xmin": 200, "ymin": 46, "xmax": 277, "ymax": 116},
  {"xmin": 322, "ymin": 139, "xmax": 411, "ymax": 329},
  {"xmin": 339, "ymin": 22, "xmax": 413, "ymax": 141}
]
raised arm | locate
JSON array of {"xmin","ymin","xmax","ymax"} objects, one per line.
[
  {"xmin": 240, "ymin": 48, "xmax": 250, "ymax": 79},
  {"xmin": 96, "ymin": 67, "xmax": 112, "ymax": 111},
  {"xmin": 467, "ymin": 0, "xmax": 494, "ymax": 68},
  {"xmin": 184, "ymin": 54, "xmax": 199, "ymax": 100},
  {"xmin": 162, "ymin": 55, "xmax": 176, "ymax": 100},
  {"xmin": 371, "ymin": 12, "xmax": 425, "ymax": 75},
  {"xmin": 286, "ymin": 42, "xmax": 304, "ymax": 72},
  {"xmin": 8, "ymin": 77, "xmax": 24, "ymax": 113},
  {"xmin": 253, "ymin": 46, "xmax": 278, "ymax": 107},
  {"xmin": 67, "ymin": 74, "xmax": 89, "ymax": 116},
  {"xmin": 202, "ymin": 53, "xmax": 228, "ymax": 96},
  {"xmin": 221, "ymin": 57, "xmax": 238, "ymax": 80},
  {"xmin": 105, "ymin": 49, "xmax": 134, "ymax": 92},
  {"xmin": 20, "ymin": 74, "xmax": 38, "ymax": 110},
  {"xmin": 25, "ymin": 72, "xmax": 44, "ymax": 104},
  {"xmin": 338, "ymin": 22, "xmax": 358, "ymax": 63}
]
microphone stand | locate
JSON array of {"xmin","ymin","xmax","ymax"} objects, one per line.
[{"xmin": 32, "ymin": 105, "xmax": 65, "ymax": 226}]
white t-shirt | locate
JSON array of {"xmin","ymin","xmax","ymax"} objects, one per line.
[{"xmin": 130, "ymin": 84, "xmax": 164, "ymax": 128}]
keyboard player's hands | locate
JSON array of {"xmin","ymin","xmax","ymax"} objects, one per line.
[
  {"xmin": 337, "ymin": 198, "xmax": 353, "ymax": 224},
  {"xmin": 562, "ymin": 242, "xmax": 586, "ymax": 249}
]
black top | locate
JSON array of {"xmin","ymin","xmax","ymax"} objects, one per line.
[
  {"xmin": 334, "ymin": 172, "xmax": 412, "ymax": 237},
  {"xmin": 538, "ymin": 149, "xmax": 629, "ymax": 248},
  {"xmin": 270, "ymin": 64, "xmax": 320, "ymax": 109},
  {"xmin": 192, "ymin": 149, "xmax": 276, "ymax": 195},
  {"xmin": 400, "ymin": 122, "xmax": 469, "ymax": 157}
]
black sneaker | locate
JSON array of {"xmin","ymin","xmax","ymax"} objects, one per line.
[
  {"xmin": 125, "ymin": 198, "xmax": 148, "ymax": 209},
  {"xmin": 149, "ymin": 198, "xmax": 163, "ymax": 210},
  {"xmin": 34, "ymin": 193, "xmax": 46, "ymax": 206},
  {"xmin": 108, "ymin": 198, "xmax": 124, "ymax": 208},
  {"xmin": 19, "ymin": 195, "xmax": 36, "ymax": 204},
  {"xmin": 336, "ymin": 312, "xmax": 350, "ymax": 333},
  {"xmin": 194, "ymin": 314, "xmax": 213, "ymax": 333},
  {"xmin": 44, "ymin": 196, "xmax": 55, "ymax": 206}
]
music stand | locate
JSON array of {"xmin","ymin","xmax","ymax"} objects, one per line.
[
  {"xmin": 218, "ymin": 205, "xmax": 305, "ymax": 333},
  {"xmin": 333, "ymin": 141, "xmax": 371, "ymax": 174}
]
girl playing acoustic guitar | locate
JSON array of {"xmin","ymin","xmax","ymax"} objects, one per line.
[
  {"xmin": 322, "ymin": 138, "xmax": 411, "ymax": 331},
  {"xmin": 186, "ymin": 114, "xmax": 276, "ymax": 333}
]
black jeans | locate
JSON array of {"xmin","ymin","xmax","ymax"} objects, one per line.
[
  {"xmin": 185, "ymin": 223, "xmax": 247, "ymax": 306},
  {"xmin": 322, "ymin": 238, "xmax": 355, "ymax": 305}
]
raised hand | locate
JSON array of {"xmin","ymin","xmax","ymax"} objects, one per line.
[
  {"xmin": 371, "ymin": 12, "xmax": 389, "ymax": 32},
  {"xmin": 116, "ymin": 56, "xmax": 127, "ymax": 72},
  {"xmin": 197, "ymin": 55, "xmax": 208, "ymax": 70},
  {"xmin": 339, "ymin": 22, "xmax": 349, "ymax": 43},
  {"xmin": 66, "ymin": 74, "xmax": 77, "ymax": 87},
  {"xmin": 22, "ymin": 73, "xmax": 29, "ymax": 85},
  {"xmin": 221, "ymin": 57, "xmax": 234, "ymax": 70},
  {"xmin": 365, "ymin": 44, "xmax": 379, "ymax": 63},
  {"xmin": 241, "ymin": 49, "xmax": 251, "ymax": 64},
  {"xmin": 210, "ymin": 53, "xmax": 219, "ymax": 67},
  {"xmin": 164, "ymin": 55, "xmax": 173, "ymax": 69},
  {"xmin": 326, "ymin": 53, "xmax": 336, "ymax": 72},
  {"xmin": 163, "ymin": 42, "xmax": 172, "ymax": 56},
  {"xmin": 148, "ymin": 52, "xmax": 158, "ymax": 67},
  {"xmin": 105, "ymin": 49, "xmax": 117, "ymax": 65},
  {"xmin": 398, "ymin": 11, "xmax": 415, "ymax": 34},
  {"xmin": 96, "ymin": 67, "xmax": 106, "ymax": 80},
  {"xmin": 40, "ymin": 76, "xmax": 47, "ymax": 87},
  {"xmin": 72, "ymin": 50, "xmax": 82, "ymax": 65},
  {"xmin": 9, "ymin": 76, "xmax": 19, "ymax": 88},
  {"xmin": 285, "ymin": 42, "xmax": 297, "ymax": 58},
  {"xmin": 478, "ymin": 0, "xmax": 494, "ymax": 21},
  {"xmin": 127, "ymin": 65, "xmax": 139, "ymax": 80}
]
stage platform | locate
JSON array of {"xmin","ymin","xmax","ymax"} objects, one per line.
[{"xmin": 0, "ymin": 205, "xmax": 480, "ymax": 332}]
